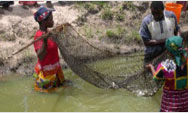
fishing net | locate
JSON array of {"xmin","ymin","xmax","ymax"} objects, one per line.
[{"xmin": 50, "ymin": 23, "xmax": 169, "ymax": 96}]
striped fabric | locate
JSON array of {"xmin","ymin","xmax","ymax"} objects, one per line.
[
  {"xmin": 161, "ymin": 89, "xmax": 188, "ymax": 112},
  {"xmin": 153, "ymin": 59, "xmax": 188, "ymax": 112}
]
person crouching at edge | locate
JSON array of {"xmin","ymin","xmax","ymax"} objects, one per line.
[
  {"xmin": 146, "ymin": 36, "xmax": 188, "ymax": 112},
  {"xmin": 33, "ymin": 6, "xmax": 65, "ymax": 93}
]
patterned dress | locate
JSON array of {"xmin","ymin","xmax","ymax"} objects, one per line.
[
  {"xmin": 33, "ymin": 30, "xmax": 65, "ymax": 93},
  {"xmin": 154, "ymin": 59, "xmax": 188, "ymax": 112}
]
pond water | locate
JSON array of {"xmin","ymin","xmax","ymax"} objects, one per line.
[
  {"xmin": 87, "ymin": 54, "xmax": 144, "ymax": 76},
  {"xmin": 0, "ymin": 69, "xmax": 162, "ymax": 112}
]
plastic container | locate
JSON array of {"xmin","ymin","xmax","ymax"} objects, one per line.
[{"xmin": 165, "ymin": 3, "xmax": 183, "ymax": 23}]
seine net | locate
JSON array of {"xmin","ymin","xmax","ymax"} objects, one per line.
[{"xmin": 51, "ymin": 24, "xmax": 168, "ymax": 96}]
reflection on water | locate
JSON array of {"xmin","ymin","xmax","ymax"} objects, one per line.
[{"xmin": 0, "ymin": 69, "xmax": 161, "ymax": 112}]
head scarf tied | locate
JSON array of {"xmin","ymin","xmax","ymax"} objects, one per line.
[
  {"xmin": 165, "ymin": 36, "xmax": 187, "ymax": 66},
  {"xmin": 34, "ymin": 6, "xmax": 55, "ymax": 22}
]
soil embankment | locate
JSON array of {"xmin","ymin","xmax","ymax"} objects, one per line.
[{"xmin": 0, "ymin": 1, "xmax": 188, "ymax": 76}]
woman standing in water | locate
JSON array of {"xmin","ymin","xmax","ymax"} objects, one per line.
[
  {"xmin": 33, "ymin": 6, "xmax": 67, "ymax": 93},
  {"xmin": 147, "ymin": 36, "xmax": 188, "ymax": 112}
]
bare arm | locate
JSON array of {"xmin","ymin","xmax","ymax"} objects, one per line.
[
  {"xmin": 143, "ymin": 39, "xmax": 166, "ymax": 46},
  {"xmin": 146, "ymin": 64, "xmax": 155, "ymax": 76},
  {"xmin": 177, "ymin": 29, "xmax": 181, "ymax": 36}
]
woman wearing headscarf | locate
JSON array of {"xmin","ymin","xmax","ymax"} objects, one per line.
[{"xmin": 147, "ymin": 36, "xmax": 188, "ymax": 112}]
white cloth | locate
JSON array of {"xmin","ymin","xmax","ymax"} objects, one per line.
[{"xmin": 147, "ymin": 13, "xmax": 175, "ymax": 40}]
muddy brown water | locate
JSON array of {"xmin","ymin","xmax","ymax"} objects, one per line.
[
  {"xmin": 0, "ymin": 56, "xmax": 162, "ymax": 112},
  {"xmin": 0, "ymin": 72, "xmax": 162, "ymax": 112}
]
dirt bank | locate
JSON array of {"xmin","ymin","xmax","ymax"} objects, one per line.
[
  {"xmin": 0, "ymin": 1, "xmax": 81, "ymax": 76},
  {"xmin": 0, "ymin": 1, "xmax": 188, "ymax": 76}
]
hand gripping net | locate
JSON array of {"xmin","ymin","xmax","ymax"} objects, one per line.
[{"xmin": 51, "ymin": 23, "xmax": 168, "ymax": 96}]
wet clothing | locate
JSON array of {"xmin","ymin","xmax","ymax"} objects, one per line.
[
  {"xmin": 161, "ymin": 89, "xmax": 188, "ymax": 112},
  {"xmin": 154, "ymin": 59, "xmax": 188, "ymax": 112},
  {"xmin": 140, "ymin": 10, "xmax": 180, "ymax": 62},
  {"xmin": 33, "ymin": 30, "xmax": 65, "ymax": 92},
  {"xmin": 34, "ymin": 63, "xmax": 64, "ymax": 93}
]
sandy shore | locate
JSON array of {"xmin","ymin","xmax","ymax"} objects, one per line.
[
  {"xmin": 0, "ymin": 1, "xmax": 81, "ymax": 76},
  {"xmin": 0, "ymin": 1, "xmax": 188, "ymax": 76}
]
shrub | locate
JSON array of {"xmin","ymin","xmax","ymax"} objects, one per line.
[
  {"xmin": 106, "ymin": 26, "xmax": 126, "ymax": 39},
  {"xmin": 82, "ymin": 25, "xmax": 94, "ymax": 38},
  {"xmin": 126, "ymin": 30, "xmax": 141, "ymax": 43},
  {"xmin": 101, "ymin": 9, "xmax": 114, "ymax": 20},
  {"xmin": 122, "ymin": 1, "xmax": 136, "ymax": 11},
  {"xmin": 115, "ymin": 13, "xmax": 125, "ymax": 21},
  {"xmin": 106, "ymin": 30, "xmax": 118, "ymax": 39},
  {"xmin": 131, "ymin": 31, "xmax": 141, "ymax": 42},
  {"xmin": 84, "ymin": 3, "xmax": 99, "ymax": 14},
  {"xmin": 74, "ymin": 1, "xmax": 109, "ymax": 12}
]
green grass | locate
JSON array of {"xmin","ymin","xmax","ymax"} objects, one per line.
[
  {"xmin": 132, "ymin": 31, "xmax": 141, "ymax": 41},
  {"xmin": 82, "ymin": 25, "xmax": 94, "ymax": 39},
  {"xmin": 84, "ymin": 2, "xmax": 96, "ymax": 10},
  {"xmin": 122, "ymin": 1, "xmax": 137, "ymax": 11},
  {"xmin": 0, "ymin": 33, "xmax": 15, "ymax": 41},
  {"xmin": 126, "ymin": 30, "xmax": 142, "ymax": 43},
  {"xmin": 75, "ymin": 1, "xmax": 109, "ymax": 10},
  {"xmin": 91, "ymin": 1, "xmax": 109, "ymax": 6},
  {"xmin": 106, "ymin": 26, "xmax": 126, "ymax": 40},
  {"xmin": 106, "ymin": 25, "xmax": 142, "ymax": 44},
  {"xmin": 115, "ymin": 13, "xmax": 125, "ymax": 21},
  {"xmin": 84, "ymin": 3, "xmax": 99, "ymax": 14},
  {"xmin": 106, "ymin": 30, "xmax": 118, "ymax": 39},
  {"xmin": 101, "ymin": 8, "xmax": 114, "ymax": 20}
]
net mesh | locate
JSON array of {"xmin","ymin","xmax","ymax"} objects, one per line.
[{"xmin": 51, "ymin": 24, "xmax": 169, "ymax": 96}]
